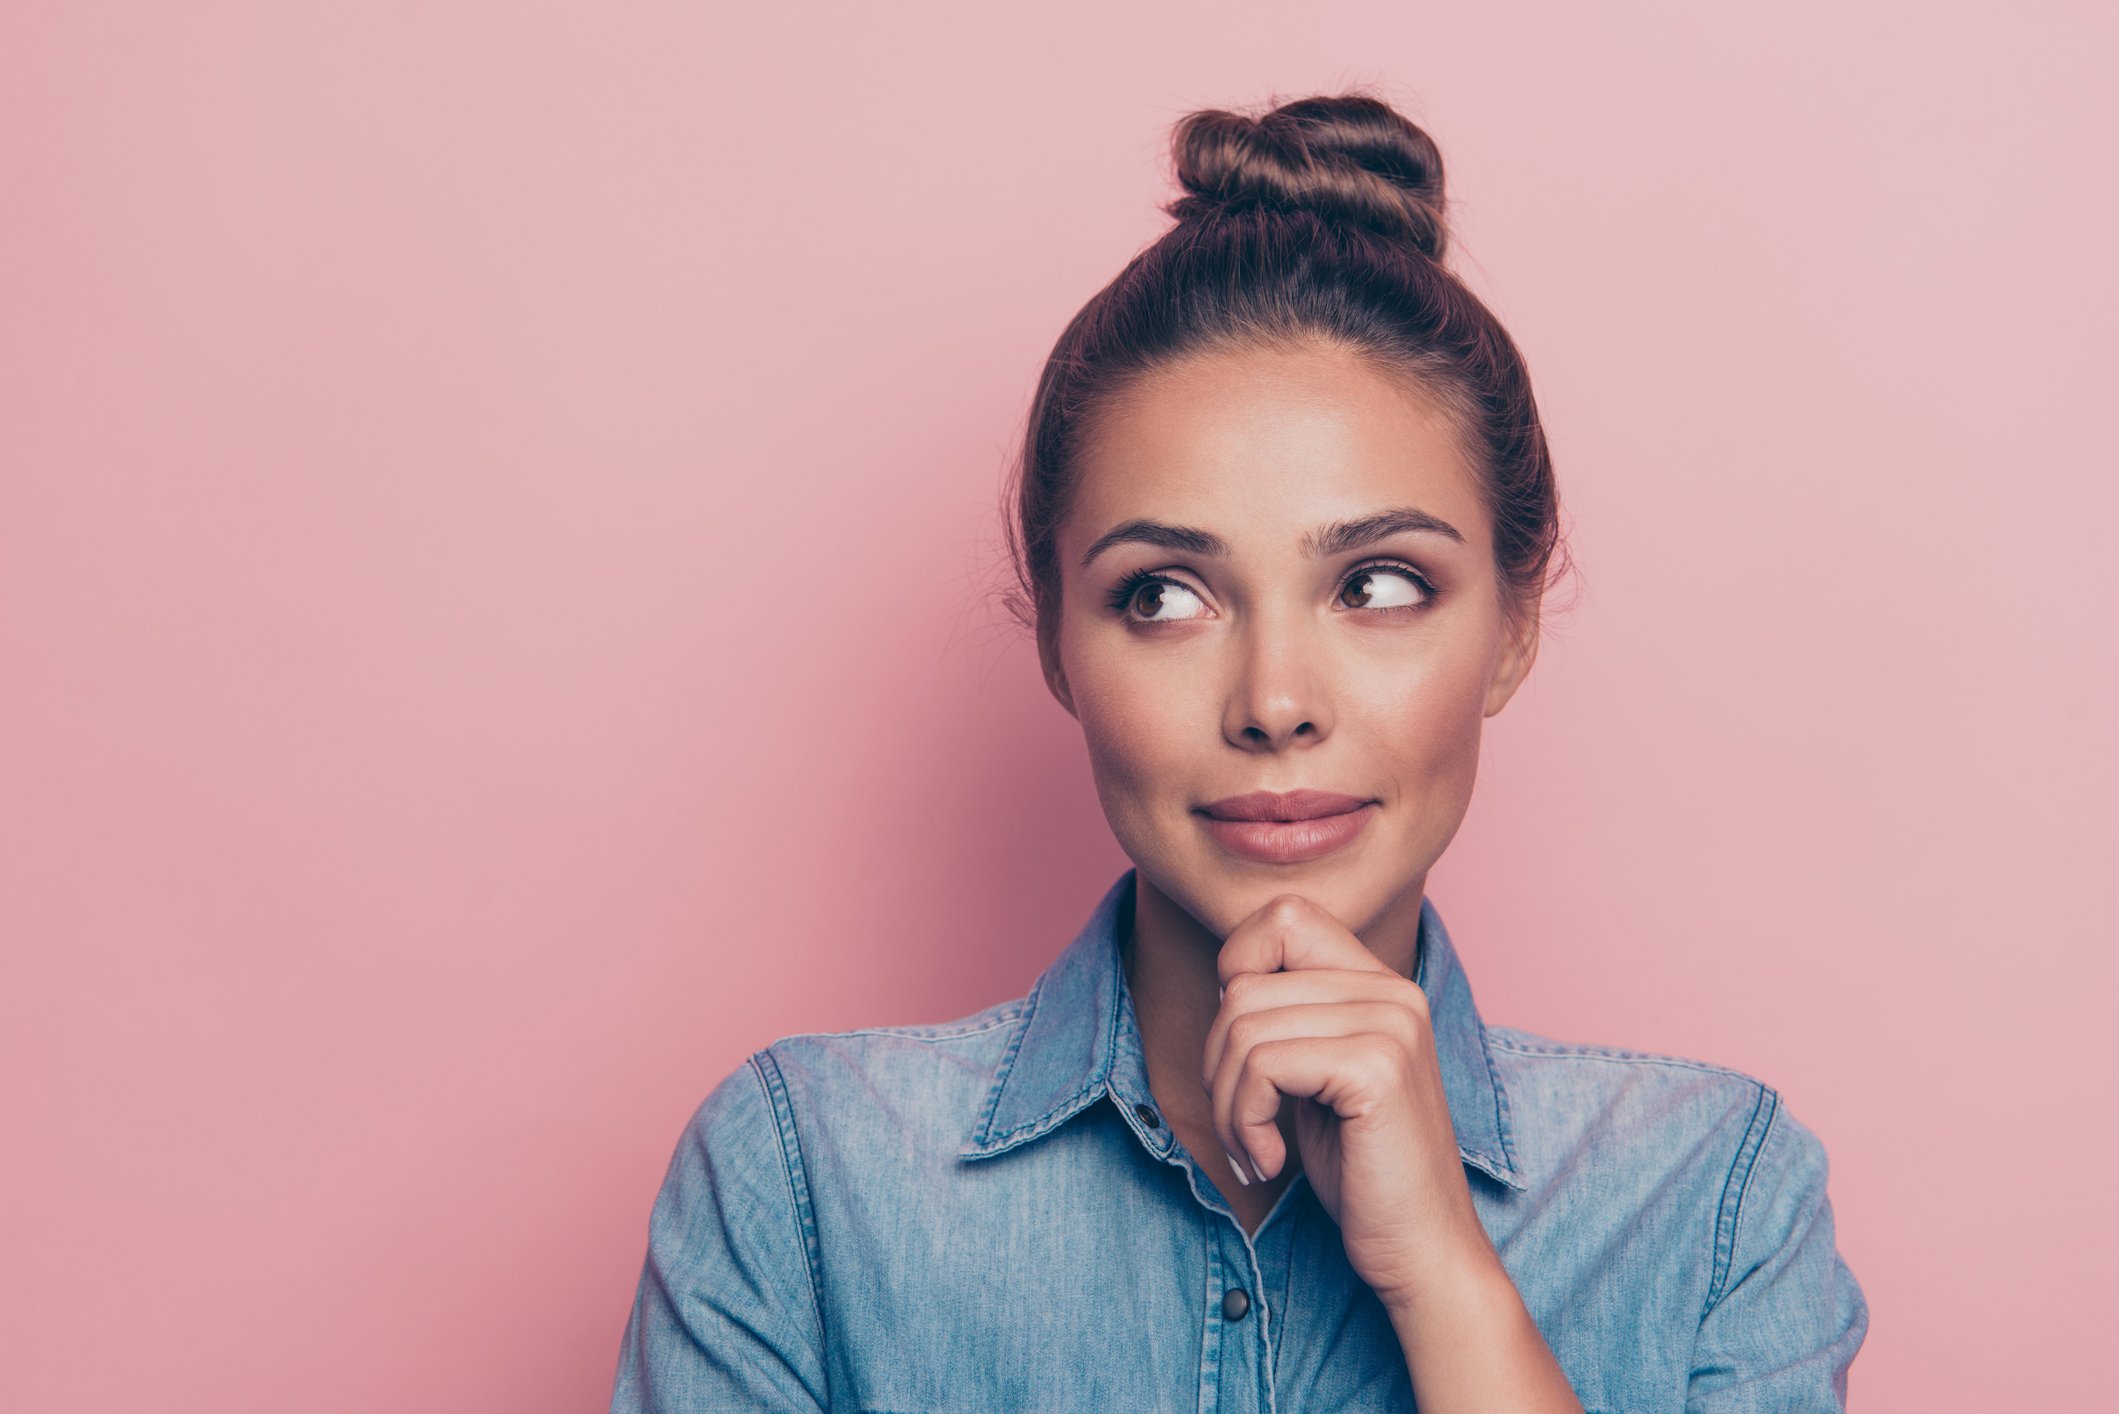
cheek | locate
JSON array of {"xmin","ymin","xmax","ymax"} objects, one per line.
[
  {"xmin": 1058, "ymin": 620, "xmax": 1211, "ymax": 811},
  {"xmin": 1355, "ymin": 642, "xmax": 1493, "ymax": 789},
  {"xmin": 1069, "ymin": 659, "xmax": 1192, "ymax": 801}
]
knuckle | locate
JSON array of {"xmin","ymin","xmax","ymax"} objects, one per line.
[
  {"xmin": 1265, "ymin": 895, "xmax": 1308, "ymax": 928},
  {"xmin": 1361, "ymin": 1031, "xmax": 1405, "ymax": 1074}
]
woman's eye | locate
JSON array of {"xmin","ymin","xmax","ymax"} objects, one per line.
[
  {"xmin": 1120, "ymin": 576, "xmax": 1208, "ymax": 623},
  {"xmin": 1340, "ymin": 564, "xmax": 1434, "ymax": 610}
]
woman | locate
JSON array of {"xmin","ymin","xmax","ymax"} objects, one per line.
[{"xmin": 611, "ymin": 91, "xmax": 1869, "ymax": 1412}]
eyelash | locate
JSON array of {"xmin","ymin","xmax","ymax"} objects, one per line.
[{"xmin": 1104, "ymin": 559, "xmax": 1442, "ymax": 621}]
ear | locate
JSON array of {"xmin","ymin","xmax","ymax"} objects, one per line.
[
  {"xmin": 1037, "ymin": 613, "xmax": 1079, "ymax": 719},
  {"xmin": 1483, "ymin": 597, "xmax": 1541, "ymax": 718}
]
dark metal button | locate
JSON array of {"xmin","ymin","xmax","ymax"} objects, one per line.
[
  {"xmin": 1133, "ymin": 1102, "xmax": 1162, "ymax": 1129},
  {"xmin": 1222, "ymin": 1287, "xmax": 1250, "ymax": 1321}
]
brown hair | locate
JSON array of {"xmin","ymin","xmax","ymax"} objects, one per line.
[{"xmin": 999, "ymin": 88, "xmax": 1575, "ymax": 660}]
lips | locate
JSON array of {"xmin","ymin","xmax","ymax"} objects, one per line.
[
  {"xmin": 1196, "ymin": 789, "xmax": 1375, "ymax": 822},
  {"xmin": 1195, "ymin": 792, "xmax": 1378, "ymax": 865}
]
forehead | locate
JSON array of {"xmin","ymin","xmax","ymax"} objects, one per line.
[{"xmin": 1066, "ymin": 340, "xmax": 1488, "ymax": 558}]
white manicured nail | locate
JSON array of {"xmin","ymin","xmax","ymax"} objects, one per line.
[{"xmin": 1225, "ymin": 1149, "xmax": 1251, "ymax": 1186}]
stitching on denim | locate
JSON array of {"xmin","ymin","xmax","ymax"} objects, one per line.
[
  {"xmin": 979, "ymin": 956, "xmax": 1121, "ymax": 1148},
  {"xmin": 1198, "ymin": 1207, "xmax": 1224, "ymax": 1414},
  {"xmin": 1273, "ymin": 1205, "xmax": 1298, "ymax": 1391},
  {"xmin": 1472, "ymin": 1014, "xmax": 1526, "ymax": 1186},
  {"xmin": 1723, "ymin": 1089, "xmax": 1782, "ymax": 1300},
  {"xmin": 1099, "ymin": 928, "xmax": 1124, "ymax": 1096},
  {"xmin": 976, "ymin": 927, "xmax": 1132, "ymax": 1150},
  {"xmin": 751, "ymin": 1048, "xmax": 831, "ymax": 1375},
  {"xmin": 768, "ymin": 1004, "xmax": 1028, "ymax": 1047},
  {"xmin": 968, "ymin": 974, "xmax": 1045, "ymax": 1146},
  {"xmin": 975, "ymin": 877, "xmax": 1142, "ymax": 1155},
  {"xmin": 982, "ymin": 1090, "xmax": 1101, "ymax": 1148},
  {"xmin": 1488, "ymin": 1032, "xmax": 1765, "ymax": 1084},
  {"xmin": 1704, "ymin": 1081, "xmax": 1777, "ymax": 1316}
]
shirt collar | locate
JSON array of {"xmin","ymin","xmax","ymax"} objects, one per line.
[{"xmin": 957, "ymin": 866, "xmax": 1526, "ymax": 1191}]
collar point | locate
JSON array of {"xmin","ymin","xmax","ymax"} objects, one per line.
[{"xmin": 1462, "ymin": 1147, "xmax": 1530, "ymax": 1193}]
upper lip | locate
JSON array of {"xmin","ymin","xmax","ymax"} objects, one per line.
[{"xmin": 1197, "ymin": 789, "xmax": 1375, "ymax": 822}]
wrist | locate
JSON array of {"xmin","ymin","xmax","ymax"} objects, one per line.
[
  {"xmin": 1381, "ymin": 1249, "xmax": 1581, "ymax": 1412},
  {"xmin": 1379, "ymin": 1240, "xmax": 1515, "ymax": 1328}
]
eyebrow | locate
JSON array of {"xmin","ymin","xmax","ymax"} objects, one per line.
[{"xmin": 1078, "ymin": 505, "xmax": 1466, "ymax": 570}]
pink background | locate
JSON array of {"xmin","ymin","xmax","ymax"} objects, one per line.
[{"xmin": 3, "ymin": 3, "xmax": 2112, "ymax": 1410}]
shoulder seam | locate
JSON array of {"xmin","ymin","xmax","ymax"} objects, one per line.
[
  {"xmin": 1704, "ymin": 1081, "xmax": 1780, "ymax": 1316},
  {"xmin": 1487, "ymin": 1033, "xmax": 1763, "ymax": 1083},
  {"xmin": 747, "ymin": 1048, "xmax": 832, "ymax": 1384},
  {"xmin": 765, "ymin": 1000, "xmax": 1029, "ymax": 1047}
]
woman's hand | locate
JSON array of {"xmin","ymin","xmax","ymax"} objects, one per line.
[{"xmin": 1202, "ymin": 892, "xmax": 1497, "ymax": 1312}]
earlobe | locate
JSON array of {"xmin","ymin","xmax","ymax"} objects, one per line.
[
  {"xmin": 1043, "ymin": 654, "xmax": 1075, "ymax": 716},
  {"xmin": 1484, "ymin": 608, "xmax": 1541, "ymax": 718},
  {"xmin": 1037, "ymin": 621, "xmax": 1078, "ymax": 719}
]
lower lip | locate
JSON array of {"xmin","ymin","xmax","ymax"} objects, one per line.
[{"xmin": 1197, "ymin": 804, "xmax": 1377, "ymax": 864}]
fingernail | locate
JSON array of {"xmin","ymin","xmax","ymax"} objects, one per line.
[
  {"xmin": 1250, "ymin": 1156, "xmax": 1270, "ymax": 1184},
  {"xmin": 1225, "ymin": 1149, "xmax": 1251, "ymax": 1186},
  {"xmin": 1218, "ymin": 984, "xmax": 1226, "ymax": 1002}
]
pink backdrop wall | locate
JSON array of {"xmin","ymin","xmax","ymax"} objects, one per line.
[{"xmin": 4, "ymin": 3, "xmax": 2112, "ymax": 1409}]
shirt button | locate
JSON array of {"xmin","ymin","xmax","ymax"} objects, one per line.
[
  {"xmin": 1134, "ymin": 1102, "xmax": 1163, "ymax": 1129},
  {"xmin": 1222, "ymin": 1288, "xmax": 1251, "ymax": 1321}
]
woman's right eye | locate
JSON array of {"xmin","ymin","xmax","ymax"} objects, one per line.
[{"xmin": 1109, "ymin": 570, "xmax": 1209, "ymax": 623}]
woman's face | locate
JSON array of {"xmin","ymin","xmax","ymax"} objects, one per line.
[{"xmin": 1041, "ymin": 338, "xmax": 1539, "ymax": 946}]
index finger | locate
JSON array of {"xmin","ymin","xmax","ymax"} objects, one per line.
[{"xmin": 1216, "ymin": 893, "xmax": 1395, "ymax": 989}]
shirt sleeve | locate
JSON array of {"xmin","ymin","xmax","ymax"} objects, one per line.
[
  {"xmin": 1686, "ymin": 1090, "xmax": 1870, "ymax": 1411},
  {"xmin": 610, "ymin": 1052, "xmax": 830, "ymax": 1412}
]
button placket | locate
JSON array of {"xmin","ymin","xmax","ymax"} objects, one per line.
[{"xmin": 1211, "ymin": 1225, "xmax": 1275, "ymax": 1414}]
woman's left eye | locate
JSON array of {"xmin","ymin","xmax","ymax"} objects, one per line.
[{"xmin": 1339, "ymin": 563, "xmax": 1436, "ymax": 610}]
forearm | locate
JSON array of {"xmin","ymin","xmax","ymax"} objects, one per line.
[{"xmin": 1384, "ymin": 1252, "xmax": 1583, "ymax": 1413}]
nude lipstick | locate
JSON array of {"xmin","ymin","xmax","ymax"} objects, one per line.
[{"xmin": 1195, "ymin": 789, "xmax": 1378, "ymax": 865}]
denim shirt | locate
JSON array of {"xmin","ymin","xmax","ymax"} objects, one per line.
[{"xmin": 612, "ymin": 868, "xmax": 1868, "ymax": 1411}]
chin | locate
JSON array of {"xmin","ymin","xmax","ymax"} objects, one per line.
[{"xmin": 1169, "ymin": 856, "xmax": 1347, "ymax": 930}]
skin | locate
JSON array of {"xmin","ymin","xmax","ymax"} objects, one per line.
[{"xmin": 1037, "ymin": 336, "xmax": 1581, "ymax": 1411}]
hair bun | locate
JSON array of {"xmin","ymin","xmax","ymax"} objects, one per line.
[{"xmin": 1165, "ymin": 92, "xmax": 1449, "ymax": 260}]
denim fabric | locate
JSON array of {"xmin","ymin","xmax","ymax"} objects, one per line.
[{"xmin": 612, "ymin": 867, "xmax": 1868, "ymax": 1412}]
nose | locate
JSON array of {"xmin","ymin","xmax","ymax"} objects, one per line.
[{"xmin": 1222, "ymin": 610, "xmax": 1333, "ymax": 752}]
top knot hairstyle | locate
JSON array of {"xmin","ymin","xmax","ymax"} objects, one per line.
[
  {"xmin": 1165, "ymin": 97, "xmax": 1449, "ymax": 258},
  {"xmin": 1001, "ymin": 89, "xmax": 1572, "ymax": 653}
]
